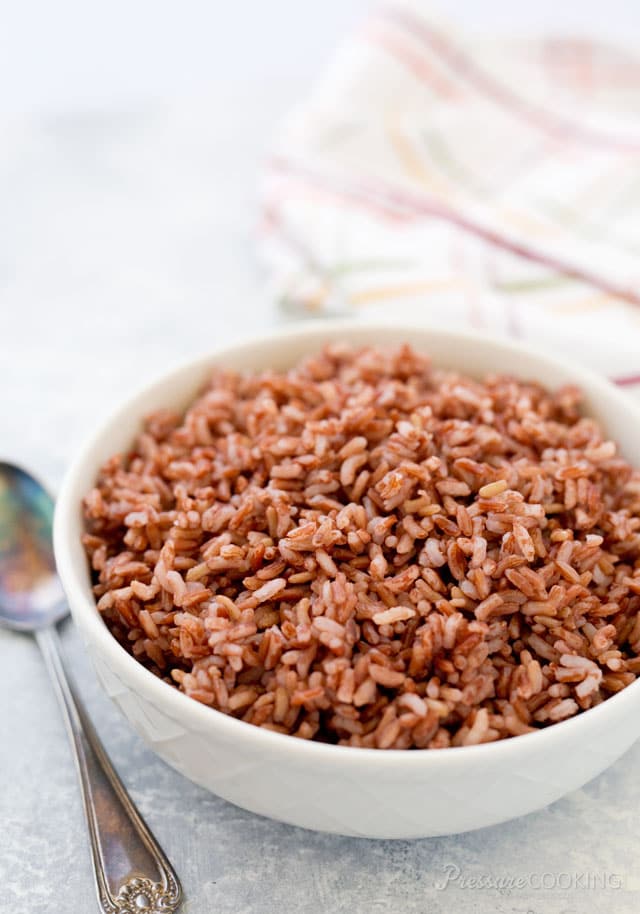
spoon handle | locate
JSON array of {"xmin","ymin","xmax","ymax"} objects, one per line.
[{"xmin": 35, "ymin": 625, "xmax": 182, "ymax": 914}]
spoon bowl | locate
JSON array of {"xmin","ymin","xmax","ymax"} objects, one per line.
[{"xmin": 0, "ymin": 462, "xmax": 66, "ymax": 631}]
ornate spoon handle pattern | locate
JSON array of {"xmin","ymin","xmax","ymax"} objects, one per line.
[{"xmin": 36, "ymin": 625, "xmax": 182, "ymax": 914}]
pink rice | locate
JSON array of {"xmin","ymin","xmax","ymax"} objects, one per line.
[{"xmin": 82, "ymin": 344, "xmax": 640, "ymax": 749}]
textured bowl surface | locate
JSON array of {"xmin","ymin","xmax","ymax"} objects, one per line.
[{"xmin": 54, "ymin": 321, "xmax": 640, "ymax": 838}]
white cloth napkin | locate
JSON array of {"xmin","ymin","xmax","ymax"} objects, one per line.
[{"xmin": 260, "ymin": 1, "xmax": 640, "ymax": 390}]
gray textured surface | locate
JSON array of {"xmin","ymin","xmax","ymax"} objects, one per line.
[{"xmin": 2, "ymin": 103, "xmax": 640, "ymax": 914}]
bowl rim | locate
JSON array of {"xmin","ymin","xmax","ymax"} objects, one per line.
[{"xmin": 54, "ymin": 318, "xmax": 640, "ymax": 768}]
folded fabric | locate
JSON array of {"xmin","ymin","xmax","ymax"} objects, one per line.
[{"xmin": 259, "ymin": 1, "xmax": 640, "ymax": 390}]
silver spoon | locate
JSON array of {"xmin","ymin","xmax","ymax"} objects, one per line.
[{"xmin": 0, "ymin": 461, "xmax": 182, "ymax": 914}]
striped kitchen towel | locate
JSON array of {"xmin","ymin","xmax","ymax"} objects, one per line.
[{"xmin": 259, "ymin": 1, "xmax": 640, "ymax": 389}]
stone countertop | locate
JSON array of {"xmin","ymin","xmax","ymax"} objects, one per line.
[{"xmin": 2, "ymin": 102, "xmax": 640, "ymax": 914}]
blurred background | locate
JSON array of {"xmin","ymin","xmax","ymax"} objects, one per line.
[
  {"xmin": 1, "ymin": 1, "xmax": 638, "ymax": 115},
  {"xmin": 2, "ymin": 0, "xmax": 640, "ymax": 485}
]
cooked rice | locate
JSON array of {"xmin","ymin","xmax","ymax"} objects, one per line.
[{"xmin": 82, "ymin": 344, "xmax": 640, "ymax": 749}]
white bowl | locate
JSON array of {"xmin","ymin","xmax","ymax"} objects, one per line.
[{"xmin": 54, "ymin": 320, "xmax": 640, "ymax": 839}]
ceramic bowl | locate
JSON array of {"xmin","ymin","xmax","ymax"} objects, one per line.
[{"xmin": 54, "ymin": 320, "xmax": 640, "ymax": 838}]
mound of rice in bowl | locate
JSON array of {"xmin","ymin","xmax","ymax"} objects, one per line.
[{"xmin": 82, "ymin": 344, "xmax": 640, "ymax": 749}]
